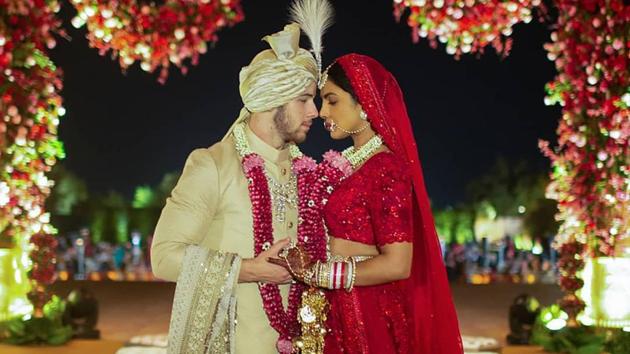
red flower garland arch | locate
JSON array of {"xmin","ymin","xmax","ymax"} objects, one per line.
[
  {"xmin": 70, "ymin": 0, "xmax": 243, "ymax": 83},
  {"xmin": 394, "ymin": 0, "xmax": 543, "ymax": 57},
  {"xmin": 396, "ymin": 0, "xmax": 629, "ymax": 324},
  {"xmin": 1, "ymin": 0, "xmax": 66, "ymax": 318},
  {"xmin": 0, "ymin": 0, "xmax": 243, "ymax": 322}
]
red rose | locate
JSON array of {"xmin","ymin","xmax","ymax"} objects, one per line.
[
  {"xmin": 28, "ymin": 124, "xmax": 46, "ymax": 140},
  {"xmin": 560, "ymin": 276, "xmax": 584, "ymax": 292}
]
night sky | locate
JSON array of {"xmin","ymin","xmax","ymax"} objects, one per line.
[{"xmin": 50, "ymin": 0, "xmax": 560, "ymax": 207}]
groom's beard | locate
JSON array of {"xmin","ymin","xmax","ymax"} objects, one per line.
[{"xmin": 273, "ymin": 106, "xmax": 307, "ymax": 145}]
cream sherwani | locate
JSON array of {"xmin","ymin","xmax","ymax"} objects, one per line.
[{"xmin": 152, "ymin": 124, "xmax": 299, "ymax": 353}]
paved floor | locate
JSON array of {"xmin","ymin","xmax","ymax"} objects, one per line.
[
  {"xmin": 49, "ymin": 281, "xmax": 562, "ymax": 343},
  {"xmin": 0, "ymin": 281, "xmax": 562, "ymax": 353}
]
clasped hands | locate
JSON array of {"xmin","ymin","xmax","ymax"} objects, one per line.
[
  {"xmin": 239, "ymin": 238, "xmax": 314, "ymax": 285},
  {"xmin": 268, "ymin": 244, "xmax": 356, "ymax": 291},
  {"xmin": 267, "ymin": 243, "xmax": 315, "ymax": 285}
]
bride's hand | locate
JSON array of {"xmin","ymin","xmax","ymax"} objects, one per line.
[{"xmin": 267, "ymin": 245, "xmax": 313, "ymax": 282}]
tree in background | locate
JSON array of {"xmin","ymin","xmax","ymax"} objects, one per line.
[{"xmin": 466, "ymin": 157, "xmax": 558, "ymax": 242}]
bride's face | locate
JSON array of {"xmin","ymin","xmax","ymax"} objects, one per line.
[{"xmin": 319, "ymin": 80, "xmax": 364, "ymax": 140}]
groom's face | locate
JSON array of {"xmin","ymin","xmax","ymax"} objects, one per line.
[{"xmin": 275, "ymin": 82, "xmax": 318, "ymax": 144}]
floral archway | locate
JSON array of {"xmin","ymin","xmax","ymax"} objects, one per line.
[
  {"xmin": 394, "ymin": 0, "xmax": 629, "ymax": 341},
  {"xmin": 0, "ymin": 0, "xmax": 242, "ymax": 323}
]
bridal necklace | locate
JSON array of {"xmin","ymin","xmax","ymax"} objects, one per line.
[{"xmin": 342, "ymin": 135, "xmax": 384, "ymax": 169}]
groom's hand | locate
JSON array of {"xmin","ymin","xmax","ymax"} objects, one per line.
[{"xmin": 238, "ymin": 238, "xmax": 292, "ymax": 284}]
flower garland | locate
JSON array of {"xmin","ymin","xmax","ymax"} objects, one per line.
[
  {"xmin": 0, "ymin": 0, "xmax": 65, "ymax": 319},
  {"xmin": 70, "ymin": 0, "xmax": 244, "ymax": 84},
  {"xmin": 538, "ymin": 0, "xmax": 629, "ymax": 320},
  {"xmin": 233, "ymin": 122, "xmax": 327, "ymax": 353},
  {"xmin": 0, "ymin": 0, "xmax": 243, "ymax": 325},
  {"xmin": 28, "ymin": 233, "xmax": 58, "ymax": 317},
  {"xmin": 399, "ymin": 0, "xmax": 629, "ymax": 324},
  {"xmin": 540, "ymin": 0, "xmax": 629, "ymax": 256},
  {"xmin": 302, "ymin": 150, "xmax": 353, "ymax": 261},
  {"xmin": 556, "ymin": 241, "xmax": 585, "ymax": 327},
  {"xmin": 393, "ymin": 0, "xmax": 542, "ymax": 58}
]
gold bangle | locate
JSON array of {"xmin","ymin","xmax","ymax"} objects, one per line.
[
  {"xmin": 319, "ymin": 262, "xmax": 326, "ymax": 288},
  {"xmin": 343, "ymin": 259, "xmax": 352, "ymax": 290},
  {"xmin": 346, "ymin": 257, "xmax": 357, "ymax": 292},
  {"xmin": 317, "ymin": 261, "xmax": 324, "ymax": 288},
  {"xmin": 320, "ymin": 262, "xmax": 330, "ymax": 289}
]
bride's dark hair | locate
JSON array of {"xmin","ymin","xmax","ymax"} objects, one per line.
[{"xmin": 326, "ymin": 63, "xmax": 358, "ymax": 102}]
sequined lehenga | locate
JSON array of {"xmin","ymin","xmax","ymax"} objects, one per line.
[{"xmin": 323, "ymin": 151, "xmax": 415, "ymax": 353}]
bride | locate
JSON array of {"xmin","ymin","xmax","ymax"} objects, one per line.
[{"xmin": 271, "ymin": 53, "xmax": 463, "ymax": 354}]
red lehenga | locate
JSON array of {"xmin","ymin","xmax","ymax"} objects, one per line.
[{"xmin": 322, "ymin": 54, "xmax": 463, "ymax": 354}]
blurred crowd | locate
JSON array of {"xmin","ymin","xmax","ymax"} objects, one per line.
[
  {"xmin": 55, "ymin": 230, "xmax": 557, "ymax": 284},
  {"xmin": 442, "ymin": 236, "xmax": 558, "ymax": 284}
]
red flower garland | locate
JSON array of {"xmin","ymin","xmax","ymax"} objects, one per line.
[
  {"xmin": 242, "ymin": 152, "xmax": 316, "ymax": 352},
  {"xmin": 556, "ymin": 241, "xmax": 586, "ymax": 325},
  {"xmin": 243, "ymin": 154, "xmax": 294, "ymax": 346},
  {"xmin": 303, "ymin": 150, "xmax": 352, "ymax": 262},
  {"xmin": 70, "ymin": 0, "xmax": 244, "ymax": 83},
  {"xmin": 541, "ymin": 0, "xmax": 629, "ymax": 256},
  {"xmin": 538, "ymin": 0, "xmax": 628, "ymax": 317},
  {"xmin": 27, "ymin": 232, "xmax": 58, "ymax": 316},
  {"xmin": 394, "ymin": 0, "xmax": 542, "ymax": 58},
  {"xmin": 401, "ymin": 0, "xmax": 629, "ymax": 321},
  {"xmin": 240, "ymin": 148, "xmax": 350, "ymax": 353},
  {"xmin": 1, "ymin": 0, "xmax": 65, "ymax": 317}
]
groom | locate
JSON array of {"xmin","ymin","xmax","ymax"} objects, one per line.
[{"xmin": 150, "ymin": 4, "xmax": 331, "ymax": 352}]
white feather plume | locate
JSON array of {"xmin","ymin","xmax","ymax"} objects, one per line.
[{"xmin": 289, "ymin": 0, "xmax": 334, "ymax": 73}]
